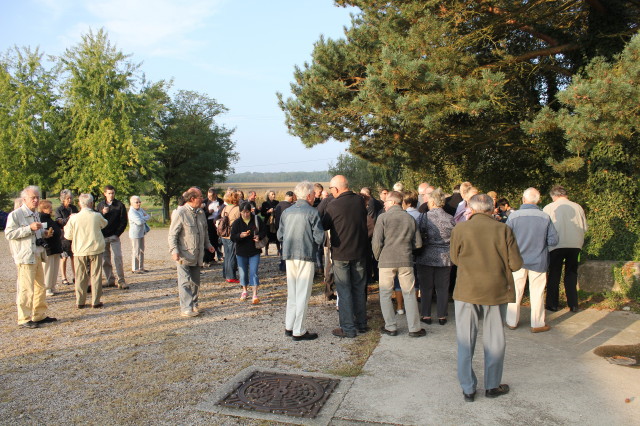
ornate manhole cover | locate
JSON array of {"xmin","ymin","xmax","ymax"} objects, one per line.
[{"xmin": 218, "ymin": 371, "xmax": 340, "ymax": 418}]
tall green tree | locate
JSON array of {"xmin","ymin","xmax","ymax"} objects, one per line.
[
  {"xmin": 525, "ymin": 34, "xmax": 640, "ymax": 260},
  {"xmin": 0, "ymin": 46, "xmax": 61, "ymax": 205},
  {"xmin": 150, "ymin": 90, "xmax": 237, "ymax": 221},
  {"xmin": 278, "ymin": 1, "xmax": 639, "ymax": 194},
  {"xmin": 56, "ymin": 28, "xmax": 156, "ymax": 196}
]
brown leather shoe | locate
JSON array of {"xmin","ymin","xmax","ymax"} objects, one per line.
[
  {"xmin": 506, "ymin": 324, "xmax": 518, "ymax": 330},
  {"xmin": 531, "ymin": 325, "xmax": 551, "ymax": 333},
  {"xmin": 332, "ymin": 327, "xmax": 356, "ymax": 338}
]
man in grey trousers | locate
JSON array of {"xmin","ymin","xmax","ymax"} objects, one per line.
[
  {"xmin": 450, "ymin": 194, "xmax": 523, "ymax": 402},
  {"xmin": 168, "ymin": 187, "xmax": 215, "ymax": 317}
]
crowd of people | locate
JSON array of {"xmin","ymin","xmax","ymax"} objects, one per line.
[{"xmin": 5, "ymin": 176, "xmax": 587, "ymax": 401}]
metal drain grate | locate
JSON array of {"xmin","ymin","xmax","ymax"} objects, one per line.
[{"xmin": 217, "ymin": 371, "xmax": 340, "ymax": 418}]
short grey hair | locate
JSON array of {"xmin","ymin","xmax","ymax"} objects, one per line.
[
  {"xmin": 387, "ymin": 191, "xmax": 403, "ymax": 205},
  {"xmin": 522, "ymin": 187, "xmax": 540, "ymax": 204},
  {"xmin": 78, "ymin": 193, "xmax": 93, "ymax": 208},
  {"xmin": 468, "ymin": 194, "xmax": 494, "ymax": 214},
  {"xmin": 294, "ymin": 181, "xmax": 314, "ymax": 200},
  {"xmin": 549, "ymin": 185, "xmax": 567, "ymax": 198},
  {"xmin": 428, "ymin": 188, "xmax": 446, "ymax": 208},
  {"xmin": 130, "ymin": 195, "xmax": 141, "ymax": 204},
  {"xmin": 21, "ymin": 185, "xmax": 40, "ymax": 199},
  {"xmin": 60, "ymin": 189, "xmax": 73, "ymax": 202}
]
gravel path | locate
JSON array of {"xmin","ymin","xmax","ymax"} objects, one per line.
[{"xmin": 0, "ymin": 229, "xmax": 361, "ymax": 425}]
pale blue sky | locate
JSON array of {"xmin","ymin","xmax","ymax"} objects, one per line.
[{"xmin": 0, "ymin": 0, "xmax": 356, "ymax": 173}]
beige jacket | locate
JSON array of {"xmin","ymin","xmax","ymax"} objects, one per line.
[
  {"xmin": 168, "ymin": 204, "xmax": 212, "ymax": 266},
  {"xmin": 64, "ymin": 208, "xmax": 108, "ymax": 256},
  {"xmin": 543, "ymin": 197, "xmax": 588, "ymax": 250},
  {"xmin": 5, "ymin": 205, "xmax": 43, "ymax": 265}
]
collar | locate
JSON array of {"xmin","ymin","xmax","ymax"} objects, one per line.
[{"xmin": 519, "ymin": 204, "xmax": 540, "ymax": 210}]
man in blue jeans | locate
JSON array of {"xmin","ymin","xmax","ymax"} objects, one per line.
[{"xmin": 322, "ymin": 175, "xmax": 370, "ymax": 338}]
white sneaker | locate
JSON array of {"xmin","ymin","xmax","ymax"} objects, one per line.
[
  {"xmin": 396, "ymin": 309, "xmax": 405, "ymax": 315},
  {"xmin": 46, "ymin": 290, "xmax": 55, "ymax": 297},
  {"xmin": 180, "ymin": 310, "xmax": 199, "ymax": 317}
]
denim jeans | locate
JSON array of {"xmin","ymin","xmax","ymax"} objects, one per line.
[
  {"xmin": 221, "ymin": 238, "xmax": 237, "ymax": 280},
  {"xmin": 177, "ymin": 263, "xmax": 200, "ymax": 313},
  {"xmin": 332, "ymin": 258, "xmax": 367, "ymax": 335},
  {"xmin": 237, "ymin": 254, "xmax": 260, "ymax": 287}
]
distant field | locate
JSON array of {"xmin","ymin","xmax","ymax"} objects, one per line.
[{"xmin": 224, "ymin": 182, "xmax": 329, "ymax": 201}]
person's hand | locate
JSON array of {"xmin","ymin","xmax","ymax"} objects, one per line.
[
  {"xmin": 57, "ymin": 218, "xmax": 64, "ymax": 225},
  {"xmin": 172, "ymin": 253, "xmax": 179, "ymax": 261},
  {"xmin": 253, "ymin": 235, "xmax": 259, "ymax": 242},
  {"xmin": 268, "ymin": 208, "xmax": 273, "ymax": 213},
  {"xmin": 241, "ymin": 230, "xmax": 251, "ymax": 238},
  {"xmin": 30, "ymin": 222, "xmax": 42, "ymax": 231},
  {"xmin": 102, "ymin": 206, "xmax": 109, "ymax": 215},
  {"xmin": 45, "ymin": 228, "xmax": 54, "ymax": 238},
  {"xmin": 208, "ymin": 247, "xmax": 215, "ymax": 253}
]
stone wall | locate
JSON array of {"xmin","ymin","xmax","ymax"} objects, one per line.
[{"xmin": 578, "ymin": 261, "xmax": 640, "ymax": 293}]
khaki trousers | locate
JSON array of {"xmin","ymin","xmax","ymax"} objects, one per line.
[
  {"xmin": 378, "ymin": 267, "xmax": 421, "ymax": 332},
  {"xmin": 506, "ymin": 268, "xmax": 547, "ymax": 328},
  {"xmin": 43, "ymin": 253, "xmax": 61, "ymax": 292},
  {"xmin": 75, "ymin": 254, "xmax": 103, "ymax": 306},
  {"xmin": 16, "ymin": 251, "xmax": 48, "ymax": 324},
  {"xmin": 103, "ymin": 235, "xmax": 125, "ymax": 286},
  {"xmin": 131, "ymin": 237, "xmax": 144, "ymax": 272}
]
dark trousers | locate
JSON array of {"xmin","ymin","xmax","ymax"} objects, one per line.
[
  {"xmin": 417, "ymin": 264, "xmax": 451, "ymax": 318},
  {"xmin": 546, "ymin": 248, "xmax": 580, "ymax": 309},
  {"xmin": 204, "ymin": 219, "xmax": 219, "ymax": 263},
  {"xmin": 333, "ymin": 258, "xmax": 367, "ymax": 336}
]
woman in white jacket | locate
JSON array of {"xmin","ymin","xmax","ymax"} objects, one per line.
[{"xmin": 128, "ymin": 196, "xmax": 151, "ymax": 273}]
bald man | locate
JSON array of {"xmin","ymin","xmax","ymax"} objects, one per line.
[{"xmin": 322, "ymin": 175, "xmax": 370, "ymax": 338}]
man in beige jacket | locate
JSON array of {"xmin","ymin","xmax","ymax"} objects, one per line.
[
  {"xmin": 6, "ymin": 186, "xmax": 58, "ymax": 328},
  {"xmin": 64, "ymin": 193, "xmax": 108, "ymax": 308}
]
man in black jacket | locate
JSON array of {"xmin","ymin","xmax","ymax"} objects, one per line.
[
  {"xmin": 97, "ymin": 185, "xmax": 128, "ymax": 289},
  {"xmin": 322, "ymin": 175, "xmax": 369, "ymax": 338}
]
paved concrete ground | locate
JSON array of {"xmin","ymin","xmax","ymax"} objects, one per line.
[{"xmin": 333, "ymin": 306, "xmax": 640, "ymax": 425}]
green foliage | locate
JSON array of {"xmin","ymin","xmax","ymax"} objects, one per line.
[
  {"xmin": 612, "ymin": 262, "xmax": 640, "ymax": 304},
  {"xmin": 56, "ymin": 28, "xmax": 156, "ymax": 196},
  {"xmin": 148, "ymin": 89, "xmax": 237, "ymax": 221},
  {"xmin": 0, "ymin": 46, "xmax": 62, "ymax": 201},
  {"xmin": 526, "ymin": 34, "xmax": 640, "ymax": 260},
  {"xmin": 328, "ymin": 153, "xmax": 403, "ymax": 193}
]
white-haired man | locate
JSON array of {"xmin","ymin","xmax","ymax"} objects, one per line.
[
  {"xmin": 278, "ymin": 181, "xmax": 325, "ymax": 341},
  {"xmin": 6, "ymin": 186, "xmax": 57, "ymax": 328},
  {"xmin": 505, "ymin": 188, "xmax": 558, "ymax": 332},
  {"xmin": 64, "ymin": 193, "xmax": 108, "ymax": 308}
]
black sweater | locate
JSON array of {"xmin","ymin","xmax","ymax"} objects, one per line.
[
  {"xmin": 230, "ymin": 215, "xmax": 267, "ymax": 257},
  {"xmin": 96, "ymin": 198, "xmax": 128, "ymax": 237},
  {"xmin": 321, "ymin": 191, "xmax": 369, "ymax": 261}
]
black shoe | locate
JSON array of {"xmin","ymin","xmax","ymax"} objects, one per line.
[
  {"xmin": 421, "ymin": 317, "xmax": 432, "ymax": 325},
  {"xmin": 35, "ymin": 316, "xmax": 58, "ymax": 324},
  {"xmin": 358, "ymin": 326, "xmax": 371, "ymax": 333},
  {"xmin": 19, "ymin": 321, "xmax": 39, "ymax": 329},
  {"xmin": 569, "ymin": 306, "xmax": 579, "ymax": 312},
  {"xmin": 292, "ymin": 331, "xmax": 318, "ymax": 341},
  {"xmin": 438, "ymin": 318, "xmax": 447, "ymax": 325},
  {"xmin": 284, "ymin": 329, "xmax": 293, "ymax": 337},
  {"xmin": 545, "ymin": 305, "xmax": 558, "ymax": 312},
  {"xmin": 485, "ymin": 384, "xmax": 510, "ymax": 398},
  {"xmin": 463, "ymin": 391, "xmax": 476, "ymax": 402},
  {"xmin": 379, "ymin": 326, "xmax": 398, "ymax": 336},
  {"xmin": 92, "ymin": 303, "xmax": 104, "ymax": 308},
  {"xmin": 408, "ymin": 328, "xmax": 427, "ymax": 338}
]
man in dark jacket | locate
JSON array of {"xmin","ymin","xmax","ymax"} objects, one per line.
[
  {"xmin": 274, "ymin": 191, "xmax": 295, "ymax": 271},
  {"xmin": 322, "ymin": 175, "xmax": 369, "ymax": 338},
  {"xmin": 450, "ymin": 194, "xmax": 523, "ymax": 402},
  {"xmin": 96, "ymin": 185, "xmax": 128, "ymax": 289}
]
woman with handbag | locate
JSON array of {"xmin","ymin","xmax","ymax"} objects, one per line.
[
  {"xmin": 230, "ymin": 202, "xmax": 267, "ymax": 304},
  {"xmin": 219, "ymin": 191, "xmax": 241, "ymax": 283},
  {"xmin": 55, "ymin": 189, "xmax": 78, "ymax": 286},
  {"xmin": 128, "ymin": 195, "xmax": 151, "ymax": 274}
]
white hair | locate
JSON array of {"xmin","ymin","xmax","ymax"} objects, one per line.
[
  {"xmin": 468, "ymin": 194, "xmax": 494, "ymax": 213},
  {"xmin": 60, "ymin": 189, "xmax": 73, "ymax": 202},
  {"xmin": 130, "ymin": 195, "xmax": 141, "ymax": 204},
  {"xmin": 78, "ymin": 193, "xmax": 93, "ymax": 208},
  {"xmin": 293, "ymin": 181, "xmax": 314, "ymax": 200},
  {"xmin": 21, "ymin": 185, "xmax": 40, "ymax": 199},
  {"xmin": 522, "ymin": 187, "xmax": 541, "ymax": 204}
]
